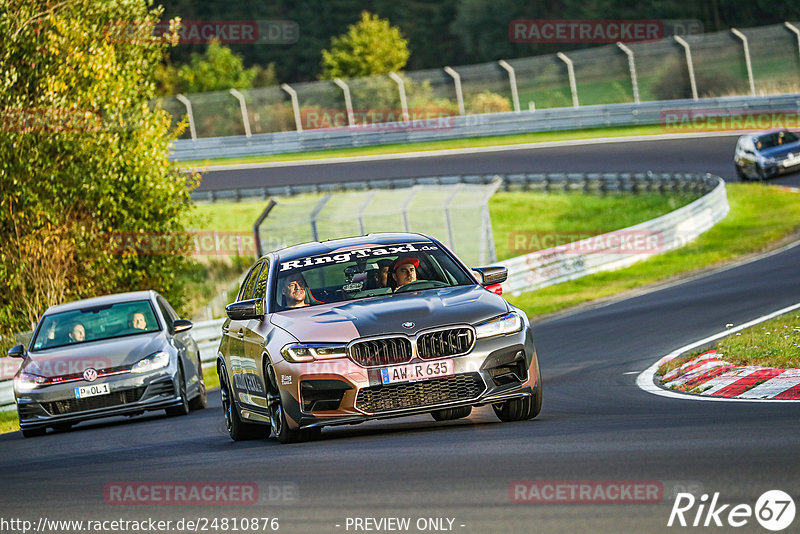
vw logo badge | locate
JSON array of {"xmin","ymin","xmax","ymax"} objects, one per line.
[
  {"xmin": 83, "ymin": 368, "xmax": 98, "ymax": 382},
  {"xmin": 402, "ymin": 321, "xmax": 415, "ymax": 329}
]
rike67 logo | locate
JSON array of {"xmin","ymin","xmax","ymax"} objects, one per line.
[{"xmin": 668, "ymin": 490, "xmax": 795, "ymax": 531}]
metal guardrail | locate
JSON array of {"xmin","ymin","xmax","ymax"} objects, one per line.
[{"xmin": 173, "ymin": 93, "xmax": 800, "ymax": 162}]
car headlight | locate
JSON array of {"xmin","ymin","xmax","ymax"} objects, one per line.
[
  {"xmin": 474, "ymin": 312, "xmax": 524, "ymax": 339},
  {"xmin": 130, "ymin": 351, "xmax": 170, "ymax": 374},
  {"xmin": 14, "ymin": 372, "xmax": 48, "ymax": 392},
  {"xmin": 281, "ymin": 343, "xmax": 348, "ymax": 363}
]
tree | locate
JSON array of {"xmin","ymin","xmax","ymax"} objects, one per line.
[
  {"xmin": 0, "ymin": 0, "xmax": 198, "ymax": 336},
  {"xmin": 320, "ymin": 11, "xmax": 409, "ymax": 80},
  {"xmin": 161, "ymin": 41, "xmax": 259, "ymax": 95}
]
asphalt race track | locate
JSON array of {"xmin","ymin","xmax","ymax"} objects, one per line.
[
  {"xmin": 196, "ymin": 133, "xmax": 800, "ymax": 191},
  {"xmin": 2, "ymin": 135, "xmax": 800, "ymax": 534}
]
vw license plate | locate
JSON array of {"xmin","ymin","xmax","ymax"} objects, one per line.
[
  {"xmin": 380, "ymin": 359, "xmax": 454, "ymax": 385},
  {"xmin": 74, "ymin": 383, "xmax": 110, "ymax": 399}
]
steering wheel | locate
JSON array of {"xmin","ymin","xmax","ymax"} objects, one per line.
[{"xmin": 394, "ymin": 280, "xmax": 449, "ymax": 293}]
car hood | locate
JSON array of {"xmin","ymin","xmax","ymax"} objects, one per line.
[
  {"xmin": 23, "ymin": 332, "xmax": 167, "ymax": 378},
  {"xmin": 270, "ymin": 285, "xmax": 510, "ymax": 342},
  {"xmin": 761, "ymin": 142, "xmax": 800, "ymax": 159}
]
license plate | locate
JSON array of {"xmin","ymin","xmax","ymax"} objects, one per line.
[
  {"xmin": 380, "ymin": 359, "xmax": 454, "ymax": 385},
  {"xmin": 74, "ymin": 383, "xmax": 110, "ymax": 399}
]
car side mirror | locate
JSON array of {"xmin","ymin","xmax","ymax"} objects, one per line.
[
  {"xmin": 472, "ymin": 266, "xmax": 508, "ymax": 286},
  {"xmin": 8, "ymin": 344, "xmax": 25, "ymax": 358},
  {"xmin": 226, "ymin": 298, "xmax": 264, "ymax": 321},
  {"xmin": 173, "ymin": 319, "xmax": 193, "ymax": 333}
]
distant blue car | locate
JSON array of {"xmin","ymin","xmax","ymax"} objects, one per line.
[{"xmin": 734, "ymin": 129, "xmax": 800, "ymax": 180}]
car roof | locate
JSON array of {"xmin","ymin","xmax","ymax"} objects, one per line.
[
  {"xmin": 273, "ymin": 232, "xmax": 436, "ymax": 263},
  {"xmin": 43, "ymin": 291, "xmax": 158, "ymax": 315}
]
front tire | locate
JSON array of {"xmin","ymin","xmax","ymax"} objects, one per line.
[
  {"xmin": 21, "ymin": 426, "xmax": 46, "ymax": 438},
  {"xmin": 431, "ymin": 406, "xmax": 472, "ymax": 421},
  {"xmin": 189, "ymin": 361, "xmax": 207, "ymax": 410},
  {"xmin": 219, "ymin": 364, "xmax": 263, "ymax": 441},
  {"xmin": 165, "ymin": 366, "xmax": 190, "ymax": 417},
  {"xmin": 493, "ymin": 386, "xmax": 542, "ymax": 422},
  {"xmin": 265, "ymin": 363, "xmax": 318, "ymax": 444}
]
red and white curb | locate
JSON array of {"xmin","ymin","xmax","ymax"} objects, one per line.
[
  {"xmin": 660, "ymin": 350, "xmax": 800, "ymax": 399},
  {"xmin": 637, "ymin": 301, "xmax": 800, "ymax": 402}
]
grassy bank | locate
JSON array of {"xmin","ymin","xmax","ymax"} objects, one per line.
[
  {"xmin": 658, "ymin": 310, "xmax": 800, "ymax": 376},
  {"xmin": 506, "ymin": 184, "xmax": 800, "ymax": 317}
]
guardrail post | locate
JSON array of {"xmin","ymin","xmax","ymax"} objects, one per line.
[
  {"xmin": 175, "ymin": 94, "xmax": 197, "ymax": 141},
  {"xmin": 785, "ymin": 22, "xmax": 800, "ymax": 62},
  {"xmin": 443, "ymin": 66, "xmax": 465, "ymax": 116},
  {"xmin": 730, "ymin": 29, "xmax": 756, "ymax": 96},
  {"xmin": 616, "ymin": 42, "xmax": 640, "ymax": 105},
  {"xmin": 281, "ymin": 83, "xmax": 303, "ymax": 133},
  {"xmin": 388, "ymin": 72, "xmax": 410, "ymax": 122},
  {"xmin": 357, "ymin": 191, "xmax": 377, "ymax": 235},
  {"xmin": 674, "ymin": 35, "xmax": 698, "ymax": 101},
  {"xmin": 556, "ymin": 53, "xmax": 579, "ymax": 108},
  {"xmin": 229, "ymin": 89, "xmax": 252, "ymax": 137},
  {"xmin": 333, "ymin": 78, "xmax": 356, "ymax": 127},
  {"xmin": 498, "ymin": 60, "xmax": 520, "ymax": 113}
]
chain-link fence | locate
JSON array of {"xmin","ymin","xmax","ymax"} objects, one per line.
[
  {"xmin": 156, "ymin": 22, "xmax": 800, "ymax": 140},
  {"xmin": 255, "ymin": 182, "xmax": 501, "ymax": 267}
]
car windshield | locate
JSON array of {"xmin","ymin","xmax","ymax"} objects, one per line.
[
  {"xmin": 274, "ymin": 241, "xmax": 476, "ymax": 310},
  {"xmin": 757, "ymin": 131, "xmax": 799, "ymax": 150},
  {"xmin": 31, "ymin": 300, "xmax": 161, "ymax": 350}
]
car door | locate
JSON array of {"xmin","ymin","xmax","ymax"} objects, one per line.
[
  {"xmin": 226, "ymin": 260, "xmax": 265, "ymax": 408},
  {"xmin": 241, "ymin": 258, "xmax": 271, "ymax": 412}
]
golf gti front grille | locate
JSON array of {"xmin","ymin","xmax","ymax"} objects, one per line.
[
  {"xmin": 355, "ymin": 372, "xmax": 485, "ymax": 414},
  {"xmin": 43, "ymin": 387, "xmax": 146, "ymax": 415},
  {"xmin": 349, "ymin": 336, "xmax": 413, "ymax": 367},
  {"xmin": 417, "ymin": 327, "xmax": 475, "ymax": 359}
]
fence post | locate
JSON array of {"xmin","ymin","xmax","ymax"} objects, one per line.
[
  {"xmin": 401, "ymin": 187, "xmax": 419, "ymax": 232},
  {"xmin": 616, "ymin": 42, "xmax": 640, "ymax": 104},
  {"xmin": 357, "ymin": 191, "xmax": 377, "ymax": 235},
  {"xmin": 674, "ymin": 35, "xmax": 698, "ymax": 101},
  {"xmin": 785, "ymin": 22, "xmax": 800, "ymax": 62},
  {"xmin": 175, "ymin": 94, "xmax": 197, "ymax": 141},
  {"xmin": 443, "ymin": 66, "xmax": 465, "ymax": 116},
  {"xmin": 333, "ymin": 78, "xmax": 356, "ymax": 127},
  {"xmin": 498, "ymin": 60, "xmax": 520, "ymax": 113},
  {"xmin": 443, "ymin": 185, "xmax": 463, "ymax": 252},
  {"xmin": 280, "ymin": 83, "xmax": 303, "ymax": 133},
  {"xmin": 229, "ymin": 89, "xmax": 252, "ymax": 137},
  {"xmin": 730, "ymin": 29, "xmax": 756, "ymax": 96},
  {"xmin": 388, "ymin": 73, "xmax": 410, "ymax": 122},
  {"xmin": 309, "ymin": 195, "xmax": 331, "ymax": 242},
  {"xmin": 556, "ymin": 52, "xmax": 579, "ymax": 108}
]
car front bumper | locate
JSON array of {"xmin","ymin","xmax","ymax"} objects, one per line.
[
  {"xmin": 270, "ymin": 328, "xmax": 540, "ymax": 430},
  {"xmin": 15, "ymin": 367, "xmax": 182, "ymax": 429}
]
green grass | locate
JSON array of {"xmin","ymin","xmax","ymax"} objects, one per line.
[
  {"xmin": 656, "ymin": 311, "xmax": 800, "ymax": 378},
  {"xmin": 0, "ymin": 409, "xmax": 19, "ymax": 435},
  {"xmin": 506, "ymin": 184, "xmax": 800, "ymax": 317},
  {"xmin": 490, "ymin": 192, "xmax": 698, "ymax": 261},
  {"xmin": 717, "ymin": 313, "xmax": 800, "ymax": 369},
  {"xmin": 176, "ymin": 124, "xmax": 670, "ymax": 167}
]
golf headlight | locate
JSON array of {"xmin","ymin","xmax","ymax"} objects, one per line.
[
  {"xmin": 281, "ymin": 344, "xmax": 348, "ymax": 363},
  {"xmin": 15, "ymin": 372, "xmax": 48, "ymax": 392},
  {"xmin": 475, "ymin": 312, "xmax": 524, "ymax": 339},
  {"xmin": 131, "ymin": 351, "xmax": 170, "ymax": 373}
]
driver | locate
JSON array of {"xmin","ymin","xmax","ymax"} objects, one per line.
[
  {"xmin": 281, "ymin": 273, "xmax": 310, "ymax": 308},
  {"xmin": 390, "ymin": 257, "xmax": 419, "ymax": 291}
]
